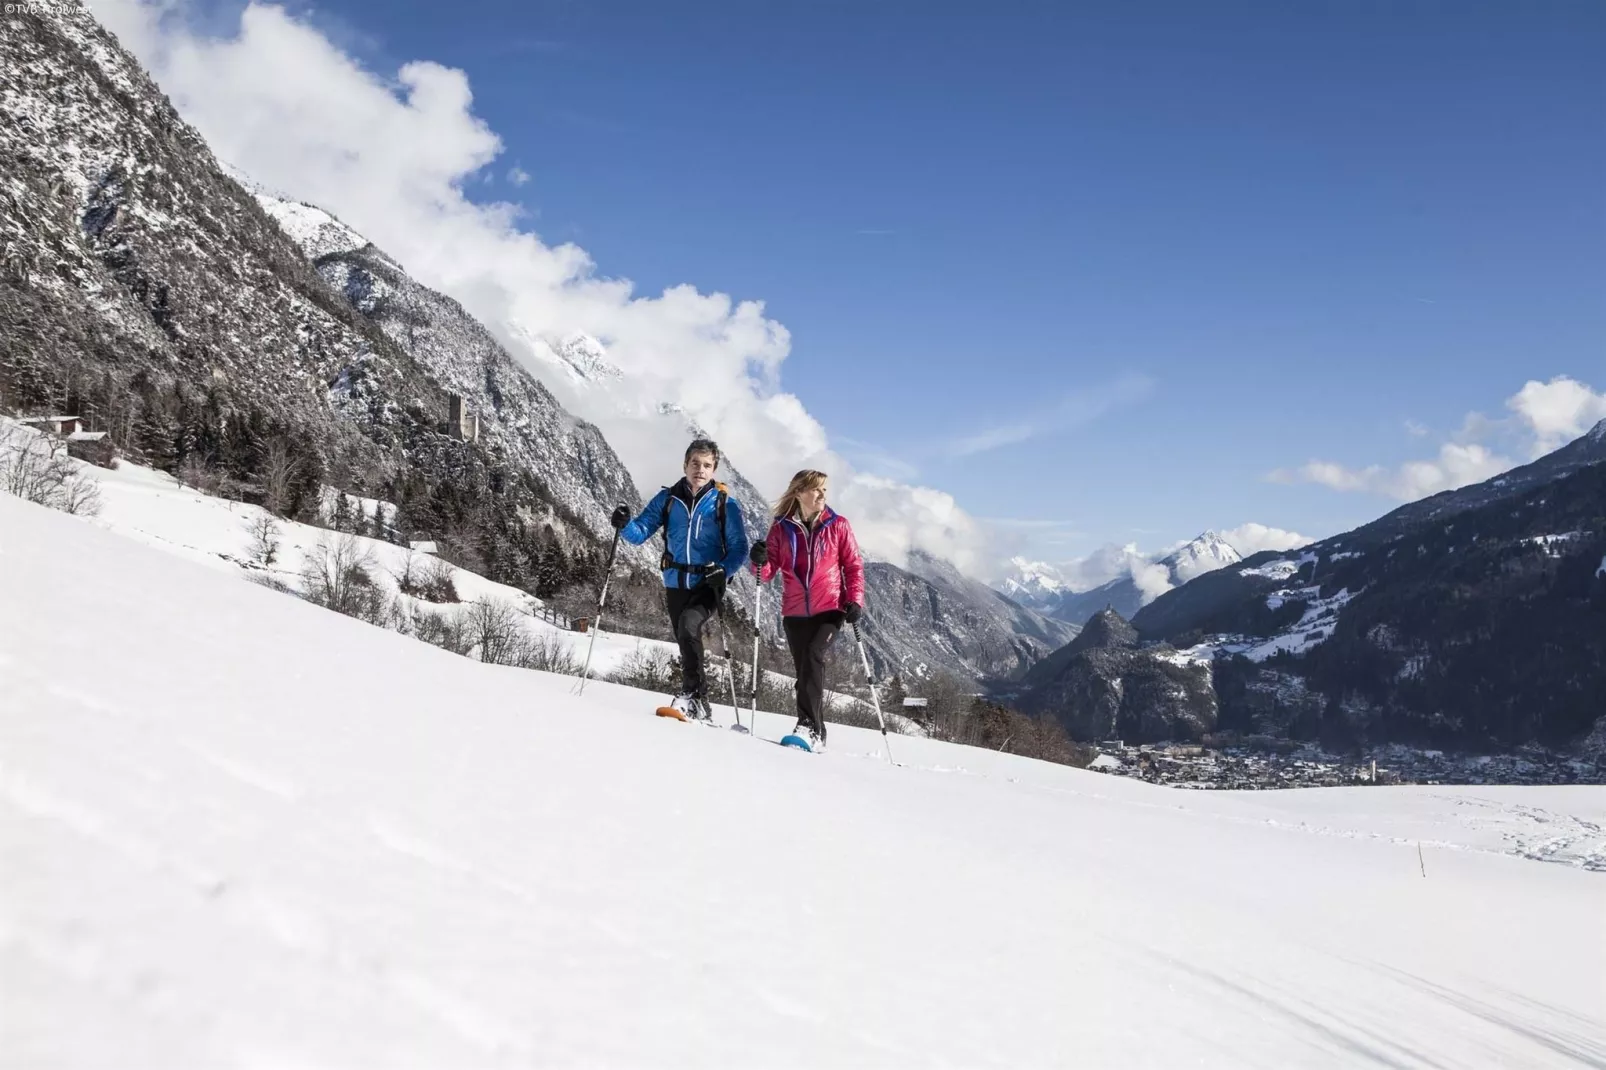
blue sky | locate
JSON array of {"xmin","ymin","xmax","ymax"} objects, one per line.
[{"xmin": 182, "ymin": 0, "xmax": 1605, "ymax": 567}]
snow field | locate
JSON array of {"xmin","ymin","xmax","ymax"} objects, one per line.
[{"xmin": 3, "ymin": 491, "xmax": 1604, "ymax": 1068}]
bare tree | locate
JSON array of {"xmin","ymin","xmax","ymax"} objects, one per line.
[
  {"xmin": 522, "ymin": 630, "xmax": 581, "ymax": 675},
  {"xmin": 261, "ymin": 437, "xmax": 295, "ymax": 516},
  {"xmin": 0, "ymin": 425, "xmax": 102, "ymax": 517},
  {"xmin": 393, "ymin": 551, "xmax": 460, "ymax": 604},
  {"xmin": 300, "ymin": 533, "xmax": 386, "ymax": 623},
  {"xmin": 422, "ymin": 556, "xmax": 459, "ymax": 603},
  {"xmin": 466, "ymin": 597, "xmax": 529, "ymax": 666},
  {"xmin": 411, "ymin": 606, "xmax": 474, "ymax": 656},
  {"xmin": 605, "ymin": 646, "xmax": 681, "ymax": 692},
  {"xmin": 248, "ymin": 512, "xmax": 281, "ymax": 567},
  {"xmin": 178, "ymin": 453, "xmax": 221, "ymax": 496}
]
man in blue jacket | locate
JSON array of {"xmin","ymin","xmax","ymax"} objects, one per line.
[{"xmin": 611, "ymin": 438, "xmax": 749, "ymax": 720}]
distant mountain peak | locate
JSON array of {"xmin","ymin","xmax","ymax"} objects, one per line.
[
  {"xmin": 1073, "ymin": 607, "xmax": 1139, "ymax": 652},
  {"xmin": 1165, "ymin": 531, "xmax": 1244, "ymax": 583},
  {"xmin": 553, "ymin": 331, "xmax": 624, "ymax": 387},
  {"xmin": 994, "ymin": 556, "xmax": 1070, "ymax": 612}
]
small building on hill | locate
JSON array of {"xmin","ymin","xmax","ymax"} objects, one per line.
[
  {"xmin": 18, "ymin": 415, "xmax": 82, "ymax": 435},
  {"xmin": 66, "ymin": 430, "xmax": 116, "ymax": 469}
]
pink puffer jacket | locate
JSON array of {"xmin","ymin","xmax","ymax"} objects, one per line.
[{"xmin": 754, "ymin": 507, "xmax": 866, "ymax": 618}]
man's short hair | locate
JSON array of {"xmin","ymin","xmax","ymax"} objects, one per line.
[{"xmin": 684, "ymin": 438, "xmax": 720, "ymax": 468}]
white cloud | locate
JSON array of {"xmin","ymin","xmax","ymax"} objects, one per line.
[
  {"xmin": 93, "ymin": 0, "xmax": 1001, "ymax": 572},
  {"xmin": 1404, "ymin": 420, "xmax": 1429, "ymax": 438},
  {"xmin": 1034, "ymin": 523, "xmax": 1310, "ymax": 605},
  {"xmin": 1268, "ymin": 376, "xmax": 1604, "ymax": 502},
  {"xmin": 947, "ymin": 375, "xmax": 1154, "ymax": 458},
  {"xmin": 949, "ymin": 422, "xmax": 1036, "ymax": 458},
  {"xmin": 1506, "ymin": 376, "xmax": 1606, "ymax": 457},
  {"xmin": 1217, "ymin": 523, "xmax": 1310, "ymax": 557},
  {"xmin": 506, "ymin": 166, "xmax": 530, "ymax": 186},
  {"xmin": 1268, "ymin": 443, "xmax": 1513, "ymax": 501},
  {"xmin": 1129, "ymin": 561, "xmax": 1174, "ymax": 603},
  {"xmin": 1049, "ymin": 542, "xmax": 1151, "ymax": 592}
]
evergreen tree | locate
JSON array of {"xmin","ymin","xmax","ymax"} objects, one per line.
[
  {"xmin": 285, "ymin": 435, "xmax": 324, "ymax": 522},
  {"xmin": 536, "ymin": 537, "xmax": 567, "ymax": 599},
  {"xmin": 171, "ymin": 386, "xmax": 198, "ymax": 474},
  {"xmin": 885, "ymin": 673, "xmax": 908, "ymax": 712},
  {"xmin": 134, "ymin": 397, "xmax": 176, "ymax": 471},
  {"xmin": 334, "ymin": 490, "xmax": 351, "ymax": 532}
]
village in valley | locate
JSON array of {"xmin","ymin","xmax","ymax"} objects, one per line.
[{"xmin": 1082, "ymin": 738, "xmax": 1606, "ymax": 790}]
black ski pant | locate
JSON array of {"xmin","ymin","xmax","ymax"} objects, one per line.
[
  {"xmin": 665, "ymin": 585, "xmax": 720, "ymax": 696},
  {"xmin": 783, "ymin": 611, "xmax": 845, "ymax": 739}
]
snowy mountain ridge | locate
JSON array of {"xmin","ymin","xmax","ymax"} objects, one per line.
[
  {"xmin": 1043, "ymin": 531, "xmax": 1251, "ymax": 626},
  {"xmin": 996, "ymin": 556, "xmax": 1070, "ymax": 611},
  {"xmin": 1166, "ymin": 530, "xmax": 1244, "ymax": 583}
]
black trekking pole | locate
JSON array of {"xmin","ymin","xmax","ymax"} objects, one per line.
[
  {"xmin": 573, "ymin": 530, "xmax": 621, "ymax": 697},
  {"xmin": 717, "ymin": 597, "xmax": 748, "ymax": 733},
  {"xmin": 851, "ymin": 621, "xmax": 895, "ymax": 765},
  {"xmin": 749, "ymin": 578, "xmax": 764, "ymax": 741}
]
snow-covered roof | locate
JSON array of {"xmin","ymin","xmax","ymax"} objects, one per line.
[{"xmin": 409, "ymin": 540, "xmax": 439, "ymax": 555}]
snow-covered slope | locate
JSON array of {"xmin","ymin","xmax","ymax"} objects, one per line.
[
  {"xmin": 0, "ymin": 420, "xmax": 673, "ymax": 680},
  {"xmin": 5, "ymin": 491, "xmax": 1604, "ymax": 1068}
]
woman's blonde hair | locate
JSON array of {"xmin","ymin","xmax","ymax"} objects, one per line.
[{"xmin": 774, "ymin": 469, "xmax": 828, "ymax": 519}]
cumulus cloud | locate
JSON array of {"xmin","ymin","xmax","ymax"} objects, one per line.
[
  {"xmin": 506, "ymin": 166, "xmax": 531, "ymax": 186},
  {"xmin": 92, "ymin": 0, "xmax": 1012, "ymax": 573},
  {"xmin": 1268, "ymin": 377, "xmax": 1604, "ymax": 502},
  {"xmin": 1217, "ymin": 523, "xmax": 1310, "ymax": 557},
  {"xmin": 1507, "ymin": 376, "xmax": 1606, "ymax": 457},
  {"xmin": 1128, "ymin": 561, "xmax": 1174, "ymax": 603}
]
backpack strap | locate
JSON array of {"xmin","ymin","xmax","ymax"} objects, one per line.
[
  {"xmin": 714, "ymin": 482, "xmax": 728, "ymax": 561},
  {"xmin": 657, "ymin": 483, "xmax": 730, "ymax": 585}
]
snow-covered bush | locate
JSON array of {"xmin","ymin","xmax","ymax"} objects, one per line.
[
  {"xmin": 605, "ymin": 646, "xmax": 680, "ymax": 692},
  {"xmin": 519, "ymin": 631, "xmax": 581, "ymax": 675},
  {"xmin": 300, "ymin": 533, "xmax": 388, "ymax": 625},
  {"xmin": 0, "ymin": 425, "xmax": 102, "ymax": 517}
]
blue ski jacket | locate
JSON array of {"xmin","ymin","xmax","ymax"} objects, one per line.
[{"xmin": 620, "ymin": 479, "xmax": 749, "ymax": 590}]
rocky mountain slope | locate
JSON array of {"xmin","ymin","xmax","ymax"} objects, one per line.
[
  {"xmin": 253, "ymin": 194, "xmax": 641, "ymax": 549},
  {"xmin": 1016, "ymin": 608, "xmax": 1216, "ymax": 743},
  {"xmin": 1132, "ymin": 426, "xmax": 1606, "ymax": 750},
  {"xmin": 0, "ymin": 5, "xmax": 624, "ymax": 597},
  {"xmin": 861, "ymin": 551, "xmax": 1080, "ymax": 683}
]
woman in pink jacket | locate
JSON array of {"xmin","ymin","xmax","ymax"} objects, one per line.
[{"xmin": 749, "ymin": 469, "xmax": 866, "ymax": 752}]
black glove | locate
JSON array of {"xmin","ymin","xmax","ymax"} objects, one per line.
[
  {"xmin": 609, "ymin": 504, "xmax": 630, "ymax": 531},
  {"xmin": 749, "ymin": 540, "xmax": 768, "ymax": 566},
  {"xmin": 842, "ymin": 601, "xmax": 862, "ymax": 625},
  {"xmin": 702, "ymin": 565, "xmax": 727, "ymax": 601}
]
